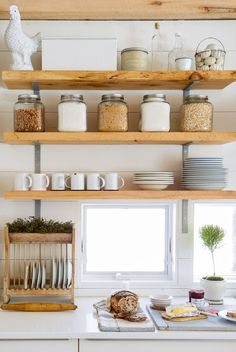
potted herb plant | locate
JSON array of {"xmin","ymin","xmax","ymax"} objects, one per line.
[{"xmin": 199, "ymin": 224, "xmax": 226, "ymax": 302}]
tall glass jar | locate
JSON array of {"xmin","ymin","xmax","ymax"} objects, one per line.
[
  {"xmin": 180, "ymin": 95, "xmax": 213, "ymax": 132},
  {"xmin": 140, "ymin": 94, "xmax": 170, "ymax": 131},
  {"xmin": 14, "ymin": 94, "xmax": 45, "ymax": 132},
  {"xmin": 58, "ymin": 94, "xmax": 87, "ymax": 131},
  {"xmin": 98, "ymin": 94, "xmax": 128, "ymax": 132}
]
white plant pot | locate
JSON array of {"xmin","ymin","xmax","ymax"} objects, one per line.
[{"xmin": 201, "ymin": 278, "xmax": 226, "ymax": 301}]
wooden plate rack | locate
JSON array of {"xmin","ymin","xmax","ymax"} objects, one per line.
[{"xmin": 2, "ymin": 225, "xmax": 77, "ymax": 311}]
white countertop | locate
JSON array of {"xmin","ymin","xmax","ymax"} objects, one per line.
[{"xmin": 0, "ymin": 297, "xmax": 236, "ymax": 340}]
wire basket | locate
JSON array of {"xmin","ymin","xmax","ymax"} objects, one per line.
[{"xmin": 195, "ymin": 37, "xmax": 226, "ymax": 71}]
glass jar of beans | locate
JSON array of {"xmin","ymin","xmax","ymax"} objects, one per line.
[
  {"xmin": 14, "ymin": 94, "xmax": 45, "ymax": 132},
  {"xmin": 180, "ymin": 95, "xmax": 213, "ymax": 132},
  {"xmin": 98, "ymin": 94, "xmax": 128, "ymax": 132}
]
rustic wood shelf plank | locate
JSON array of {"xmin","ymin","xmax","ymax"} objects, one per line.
[
  {"xmin": 1, "ymin": 1, "xmax": 236, "ymax": 20},
  {"xmin": 9, "ymin": 232, "xmax": 72, "ymax": 244},
  {"xmin": 7, "ymin": 288, "xmax": 71, "ymax": 296},
  {"xmin": 3, "ymin": 132, "xmax": 236, "ymax": 145},
  {"xmin": 2, "ymin": 70, "xmax": 236, "ymax": 90},
  {"xmin": 4, "ymin": 190, "xmax": 236, "ymax": 201}
]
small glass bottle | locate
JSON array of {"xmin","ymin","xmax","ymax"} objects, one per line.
[
  {"xmin": 98, "ymin": 94, "xmax": 128, "ymax": 132},
  {"xmin": 168, "ymin": 33, "xmax": 184, "ymax": 71},
  {"xmin": 14, "ymin": 94, "xmax": 45, "ymax": 132},
  {"xmin": 151, "ymin": 22, "xmax": 160, "ymax": 70}
]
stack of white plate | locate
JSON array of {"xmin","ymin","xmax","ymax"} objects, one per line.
[
  {"xmin": 182, "ymin": 157, "xmax": 228, "ymax": 190},
  {"xmin": 133, "ymin": 172, "xmax": 174, "ymax": 190},
  {"xmin": 150, "ymin": 295, "xmax": 172, "ymax": 307}
]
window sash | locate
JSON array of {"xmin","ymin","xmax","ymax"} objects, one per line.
[{"xmin": 80, "ymin": 202, "xmax": 175, "ymax": 283}]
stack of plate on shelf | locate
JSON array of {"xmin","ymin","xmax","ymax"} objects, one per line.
[
  {"xmin": 133, "ymin": 172, "xmax": 174, "ymax": 190},
  {"xmin": 150, "ymin": 295, "xmax": 172, "ymax": 309},
  {"xmin": 182, "ymin": 157, "xmax": 228, "ymax": 190}
]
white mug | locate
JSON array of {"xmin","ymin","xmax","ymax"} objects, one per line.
[
  {"xmin": 14, "ymin": 173, "xmax": 32, "ymax": 191},
  {"xmin": 87, "ymin": 173, "xmax": 105, "ymax": 191},
  {"xmin": 66, "ymin": 173, "xmax": 85, "ymax": 190},
  {"xmin": 31, "ymin": 173, "xmax": 50, "ymax": 191},
  {"xmin": 51, "ymin": 173, "xmax": 66, "ymax": 191},
  {"xmin": 104, "ymin": 173, "xmax": 125, "ymax": 191}
]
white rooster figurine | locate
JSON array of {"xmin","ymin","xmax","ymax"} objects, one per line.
[{"xmin": 4, "ymin": 5, "xmax": 41, "ymax": 70}]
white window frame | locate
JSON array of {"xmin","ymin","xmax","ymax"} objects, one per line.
[
  {"xmin": 189, "ymin": 200, "xmax": 236, "ymax": 288},
  {"xmin": 79, "ymin": 201, "xmax": 176, "ymax": 289}
]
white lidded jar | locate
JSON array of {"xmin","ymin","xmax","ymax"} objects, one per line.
[
  {"xmin": 58, "ymin": 94, "xmax": 87, "ymax": 131},
  {"xmin": 140, "ymin": 94, "xmax": 170, "ymax": 131}
]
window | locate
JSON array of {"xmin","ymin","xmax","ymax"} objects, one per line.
[
  {"xmin": 193, "ymin": 202, "xmax": 236, "ymax": 281},
  {"xmin": 80, "ymin": 202, "xmax": 175, "ymax": 284}
]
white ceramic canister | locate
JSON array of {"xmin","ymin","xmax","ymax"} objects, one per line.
[
  {"xmin": 140, "ymin": 94, "xmax": 170, "ymax": 131},
  {"xmin": 58, "ymin": 94, "xmax": 87, "ymax": 131},
  {"xmin": 121, "ymin": 47, "xmax": 149, "ymax": 71}
]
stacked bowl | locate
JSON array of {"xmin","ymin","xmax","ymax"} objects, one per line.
[
  {"xmin": 133, "ymin": 172, "xmax": 174, "ymax": 190},
  {"xmin": 150, "ymin": 295, "xmax": 173, "ymax": 309},
  {"xmin": 182, "ymin": 157, "xmax": 228, "ymax": 190}
]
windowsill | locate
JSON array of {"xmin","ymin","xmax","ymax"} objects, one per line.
[{"xmin": 0, "ymin": 297, "xmax": 236, "ymax": 340}]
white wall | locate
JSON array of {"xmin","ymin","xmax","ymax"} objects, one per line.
[{"xmin": 0, "ymin": 19, "xmax": 236, "ymax": 294}]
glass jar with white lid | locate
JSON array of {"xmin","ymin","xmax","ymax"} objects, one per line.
[
  {"xmin": 140, "ymin": 94, "xmax": 170, "ymax": 131},
  {"xmin": 58, "ymin": 94, "xmax": 87, "ymax": 132}
]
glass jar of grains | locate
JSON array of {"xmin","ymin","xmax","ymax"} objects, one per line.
[
  {"xmin": 121, "ymin": 47, "xmax": 148, "ymax": 71},
  {"xmin": 180, "ymin": 95, "xmax": 213, "ymax": 132},
  {"xmin": 14, "ymin": 94, "xmax": 45, "ymax": 132},
  {"xmin": 98, "ymin": 94, "xmax": 128, "ymax": 132}
]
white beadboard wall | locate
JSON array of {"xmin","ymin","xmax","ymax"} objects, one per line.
[{"xmin": 0, "ymin": 19, "xmax": 236, "ymax": 294}]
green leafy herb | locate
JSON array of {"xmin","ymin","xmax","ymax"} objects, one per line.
[{"xmin": 7, "ymin": 217, "xmax": 73, "ymax": 233}]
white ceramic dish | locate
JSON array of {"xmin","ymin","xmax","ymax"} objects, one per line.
[
  {"xmin": 135, "ymin": 181, "xmax": 173, "ymax": 184},
  {"xmin": 150, "ymin": 294, "xmax": 173, "ymax": 300},
  {"xmin": 52, "ymin": 258, "xmax": 58, "ymax": 289},
  {"xmin": 63, "ymin": 258, "xmax": 67, "ymax": 289},
  {"xmin": 41, "ymin": 262, "xmax": 46, "ymax": 289},
  {"xmin": 57, "ymin": 259, "xmax": 63, "ymax": 289},
  {"xmin": 218, "ymin": 310, "xmax": 236, "ymax": 323},
  {"xmin": 31, "ymin": 262, "xmax": 38, "ymax": 289},
  {"xmin": 24, "ymin": 263, "xmax": 30, "ymax": 290},
  {"xmin": 36, "ymin": 262, "xmax": 42, "ymax": 289},
  {"xmin": 137, "ymin": 184, "xmax": 169, "ymax": 190},
  {"xmin": 67, "ymin": 260, "xmax": 72, "ymax": 288}
]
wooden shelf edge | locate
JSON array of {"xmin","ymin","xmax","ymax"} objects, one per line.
[
  {"xmin": 8, "ymin": 232, "xmax": 73, "ymax": 244},
  {"xmin": 4, "ymin": 190, "xmax": 236, "ymax": 200},
  {"xmin": 7, "ymin": 288, "xmax": 72, "ymax": 296},
  {"xmin": 4, "ymin": 132, "xmax": 236, "ymax": 145},
  {"xmin": 2, "ymin": 70, "xmax": 236, "ymax": 90}
]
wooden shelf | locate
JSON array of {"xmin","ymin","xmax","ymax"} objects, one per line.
[
  {"xmin": 9, "ymin": 232, "xmax": 72, "ymax": 244},
  {"xmin": 1, "ymin": 1, "xmax": 236, "ymax": 20},
  {"xmin": 7, "ymin": 288, "xmax": 71, "ymax": 296},
  {"xmin": 2, "ymin": 70, "xmax": 236, "ymax": 90},
  {"xmin": 4, "ymin": 190, "xmax": 236, "ymax": 201},
  {"xmin": 4, "ymin": 132, "xmax": 236, "ymax": 145}
]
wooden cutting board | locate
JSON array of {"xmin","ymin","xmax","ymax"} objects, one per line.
[{"xmin": 162, "ymin": 313, "xmax": 208, "ymax": 322}]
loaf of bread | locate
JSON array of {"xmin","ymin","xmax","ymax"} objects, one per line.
[{"xmin": 108, "ymin": 290, "xmax": 138, "ymax": 315}]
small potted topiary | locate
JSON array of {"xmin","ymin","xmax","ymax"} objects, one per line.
[{"xmin": 199, "ymin": 224, "xmax": 226, "ymax": 303}]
